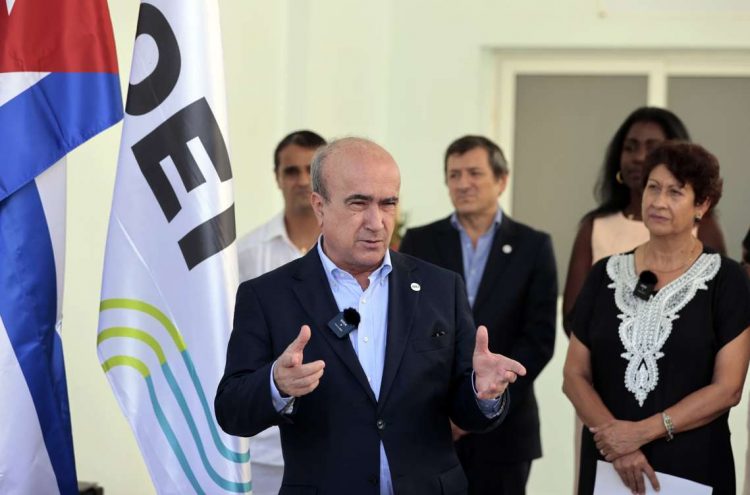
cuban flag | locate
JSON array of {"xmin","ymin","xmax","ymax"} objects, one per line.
[{"xmin": 0, "ymin": 0, "xmax": 122, "ymax": 493}]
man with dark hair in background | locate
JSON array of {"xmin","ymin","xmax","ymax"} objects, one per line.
[
  {"xmin": 400, "ymin": 135, "xmax": 557, "ymax": 495},
  {"xmin": 235, "ymin": 129, "xmax": 326, "ymax": 494}
]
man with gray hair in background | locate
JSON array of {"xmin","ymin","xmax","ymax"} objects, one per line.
[{"xmin": 400, "ymin": 135, "xmax": 557, "ymax": 494}]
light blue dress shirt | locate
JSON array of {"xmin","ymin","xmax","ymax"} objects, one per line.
[
  {"xmin": 450, "ymin": 208, "xmax": 503, "ymax": 307},
  {"xmin": 317, "ymin": 241, "xmax": 394, "ymax": 494},
  {"xmin": 270, "ymin": 238, "xmax": 504, "ymax": 494}
]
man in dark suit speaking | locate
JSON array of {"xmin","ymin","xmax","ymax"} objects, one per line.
[
  {"xmin": 400, "ymin": 136, "xmax": 557, "ymax": 495},
  {"xmin": 215, "ymin": 137, "xmax": 526, "ymax": 494}
]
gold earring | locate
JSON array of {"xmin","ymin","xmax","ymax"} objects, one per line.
[
  {"xmin": 694, "ymin": 215, "xmax": 702, "ymax": 223},
  {"xmin": 616, "ymin": 171, "xmax": 624, "ymax": 184}
]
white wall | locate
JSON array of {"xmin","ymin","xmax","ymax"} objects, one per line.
[{"xmin": 62, "ymin": 1, "xmax": 750, "ymax": 493}]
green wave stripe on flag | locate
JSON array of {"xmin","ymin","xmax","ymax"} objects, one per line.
[
  {"xmin": 98, "ymin": 299, "xmax": 250, "ymax": 493},
  {"xmin": 101, "ymin": 355, "xmax": 249, "ymax": 494},
  {"xmin": 100, "ymin": 355, "xmax": 203, "ymax": 494},
  {"xmin": 99, "ymin": 298, "xmax": 248, "ymax": 463}
]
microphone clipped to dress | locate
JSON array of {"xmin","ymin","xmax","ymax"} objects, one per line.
[{"xmin": 633, "ymin": 270, "xmax": 658, "ymax": 301}]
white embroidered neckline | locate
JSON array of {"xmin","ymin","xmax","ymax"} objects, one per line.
[{"xmin": 606, "ymin": 252, "xmax": 721, "ymax": 407}]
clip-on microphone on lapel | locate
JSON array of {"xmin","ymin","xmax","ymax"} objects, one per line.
[{"xmin": 327, "ymin": 307, "xmax": 361, "ymax": 338}]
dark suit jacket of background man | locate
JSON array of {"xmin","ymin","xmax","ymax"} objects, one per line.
[
  {"xmin": 400, "ymin": 215, "xmax": 557, "ymax": 465},
  {"xmin": 215, "ymin": 247, "xmax": 509, "ymax": 495}
]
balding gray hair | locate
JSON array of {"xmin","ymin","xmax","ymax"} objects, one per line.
[
  {"xmin": 311, "ymin": 137, "xmax": 391, "ymax": 202},
  {"xmin": 311, "ymin": 144, "xmax": 334, "ymax": 201}
]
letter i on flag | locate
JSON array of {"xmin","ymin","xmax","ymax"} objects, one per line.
[
  {"xmin": 0, "ymin": 0, "xmax": 122, "ymax": 494},
  {"xmin": 96, "ymin": 1, "xmax": 251, "ymax": 493}
]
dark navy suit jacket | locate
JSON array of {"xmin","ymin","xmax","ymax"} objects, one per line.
[
  {"xmin": 215, "ymin": 248, "xmax": 507, "ymax": 494},
  {"xmin": 400, "ymin": 215, "xmax": 557, "ymax": 463}
]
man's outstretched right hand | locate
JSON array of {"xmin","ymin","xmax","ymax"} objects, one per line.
[{"xmin": 273, "ymin": 325, "xmax": 326, "ymax": 397}]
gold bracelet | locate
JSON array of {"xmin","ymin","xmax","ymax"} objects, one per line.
[{"xmin": 661, "ymin": 411, "xmax": 674, "ymax": 442}]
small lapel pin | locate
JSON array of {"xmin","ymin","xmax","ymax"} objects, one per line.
[
  {"xmin": 502, "ymin": 244, "xmax": 512, "ymax": 254},
  {"xmin": 410, "ymin": 282, "xmax": 421, "ymax": 292}
]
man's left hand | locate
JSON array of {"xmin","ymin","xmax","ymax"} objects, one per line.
[{"xmin": 473, "ymin": 325, "xmax": 526, "ymax": 399}]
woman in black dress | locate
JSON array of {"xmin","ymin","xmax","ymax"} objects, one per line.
[
  {"xmin": 562, "ymin": 107, "xmax": 727, "ymax": 337},
  {"xmin": 563, "ymin": 141, "xmax": 750, "ymax": 495}
]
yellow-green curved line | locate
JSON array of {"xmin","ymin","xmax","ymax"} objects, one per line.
[
  {"xmin": 98, "ymin": 299, "xmax": 250, "ymax": 464},
  {"xmin": 102, "ymin": 356, "xmax": 150, "ymax": 377},
  {"xmin": 99, "ymin": 327, "xmax": 166, "ymax": 363},
  {"xmin": 100, "ymin": 298, "xmax": 186, "ymax": 351},
  {"xmin": 102, "ymin": 355, "xmax": 250, "ymax": 493}
]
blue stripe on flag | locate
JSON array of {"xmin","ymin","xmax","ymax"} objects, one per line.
[
  {"xmin": 0, "ymin": 180, "xmax": 77, "ymax": 495},
  {"xmin": 0, "ymin": 72, "xmax": 123, "ymax": 202}
]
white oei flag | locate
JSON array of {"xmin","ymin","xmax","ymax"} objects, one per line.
[{"xmin": 97, "ymin": 1, "xmax": 250, "ymax": 493}]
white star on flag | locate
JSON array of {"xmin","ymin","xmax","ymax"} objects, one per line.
[{"xmin": 6, "ymin": 0, "xmax": 16, "ymax": 15}]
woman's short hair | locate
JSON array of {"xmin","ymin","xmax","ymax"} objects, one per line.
[{"xmin": 642, "ymin": 141, "xmax": 723, "ymax": 209}]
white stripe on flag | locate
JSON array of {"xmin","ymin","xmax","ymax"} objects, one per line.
[
  {"xmin": 34, "ymin": 159, "xmax": 67, "ymax": 328},
  {"xmin": 0, "ymin": 314, "xmax": 59, "ymax": 495},
  {"xmin": 0, "ymin": 72, "xmax": 50, "ymax": 107}
]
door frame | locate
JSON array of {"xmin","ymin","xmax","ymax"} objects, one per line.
[{"xmin": 488, "ymin": 49, "xmax": 750, "ymax": 214}]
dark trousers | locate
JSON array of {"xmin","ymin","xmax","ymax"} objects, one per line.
[{"xmin": 458, "ymin": 454, "xmax": 531, "ymax": 495}]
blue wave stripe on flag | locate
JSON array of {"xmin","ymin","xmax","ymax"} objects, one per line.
[
  {"xmin": 0, "ymin": 180, "xmax": 77, "ymax": 495},
  {"xmin": 0, "ymin": 72, "xmax": 123, "ymax": 202}
]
